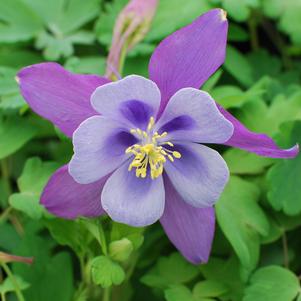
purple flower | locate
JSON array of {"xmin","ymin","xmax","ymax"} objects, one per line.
[{"xmin": 17, "ymin": 9, "xmax": 298, "ymax": 264}]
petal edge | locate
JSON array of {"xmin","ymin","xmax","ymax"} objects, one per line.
[
  {"xmin": 18, "ymin": 62, "xmax": 109, "ymax": 137},
  {"xmin": 218, "ymin": 104, "xmax": 299, "ymax": 158}
]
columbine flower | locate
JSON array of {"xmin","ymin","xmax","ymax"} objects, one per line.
[{"xmin": 17, "ymin": 9, "xmax": 298, "ymax": 264}]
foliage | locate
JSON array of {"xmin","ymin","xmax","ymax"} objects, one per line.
[{"xmin": 1, "ymin": 0, "xmax": 301, "ymax": 301}]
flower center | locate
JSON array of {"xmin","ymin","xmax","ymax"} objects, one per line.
[{"xmin": 125, "ymin": 117, "xmax": 181, "ymax": 179}]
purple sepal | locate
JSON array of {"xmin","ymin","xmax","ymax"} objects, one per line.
[
  {"xmin": 17, "ymin": 62, "xmax": 109, "ymax": 137},
  {"xmin": 41, "ymin": 165, "xmax": 108, "ymax": 219},
  {"xmin": 218, "ymin": 104, "xmax": 299, "ymax": 158},
  {"xmin": 160, "ymin": 175, "xmax": 215, "ymax": 264}
]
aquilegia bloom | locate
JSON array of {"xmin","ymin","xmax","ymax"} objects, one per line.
[{"xmin": 17, "ymin": 9, "xmax": 298, "ymax": 264}]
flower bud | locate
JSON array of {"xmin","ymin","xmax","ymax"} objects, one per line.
[
  {"xmin": 109, "ymin": 238, "xmax": 134, "ymax": 262},
  {"xmin": 0, "ymin": 252, "xmax": 33, "ymax": 264},
  {"xmin": 106, "ymin": 0, "xmax": 158, "ymax": 80}
]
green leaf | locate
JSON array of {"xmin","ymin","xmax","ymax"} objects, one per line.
[
  {"xmin": 213, "ymin": 76, "xmax": 269, "ymax": 110},
  {"xmin": 247, "ymin": 50, "xmax": 282, "ymax": 81},
  {"xmin": 12, "ymin": 223, "xmax": 74, "ymax": 301},
  {"xmin": 0, "ymin": 0, "xmax": 42, "ymax": 43},
  {"xmin": 0, "ymin": 116, "xmax": 37, "ymax": 159},
  {"xmin": 220, "ymin": 0, "xmax": 260, "ymax": 22},
  {"xmin": 212, "ymin": 85, "xmax": 246, "ymax": 108},
  {"xmin": 236, "ymin": 91, "xmax": 301, "ymax": 136},
  {"xmin": 124, "ymin": 56, "xmax": 149, "ymax": 77},
  {"xmin": 44, "ymin": 218, "xmax": 90, "ymax": 256},
  {"xmin": 145, "ymin": 0, "xmax": 211, "ymax": 41},
  {"xmin": 193, "ymin": 280, "xmax": 228, "ymax": 299},
  {"xmin": 199, "ymin": 256, "xmax": 245, "ymax": 301},
  {"xmin": 202, "ymin": 70, "xmax": 223, "ymax": 92},
  {"xmin": 216, "ymin": 176, "xmax": 269, "ymax": 270},
  {"xmin": 0, "ymin": 66, "xmax": 27, "ymax": 110},
  {"xmin": 91, "ymin": 256, "xmax": 125, "ymax": 288},
  {"xmin": 263, "ymin": 0, "xmax": 301, "ymax": 44},
  {"xmin": 224, "ymin": 148, "xmax": 274, "ymax": 175},
  {"xmin": 0, "ymin": 48, "xmax": 42, "ymax": 68},
  {"xmin": 95, "ymin": 0, "xmax": 128, "ymax": 46},
  {"xmin": 24, "ymin": 0, "xmax": 101, "ymax": 60},
  {"xmin": 9, "ymin": 194, "xmax": 45, "ymax": 220},
  {"xmin": 0, "ymin": 275, "xmax": 30, "ymax": 294},
  {"xmin": 65, "ymin": 56, "xmax": 106, "ymax": 75},
  {"xmin": 228, "ymin": 23, "xmax": 249, "ymax": 41},
  {"xmin": 267, "ymin": 121, "xmax": 301, "ymax": 215},
  {"xmin": 224, "ymin": 46, "xmax": 254, "ymax": 87},
  {"xmin": 141, "ymin": 253, "xmax": 199, "ymax": 289},
  {"xmin": 243, "ymin": 266, "xmax": 300, "ymax": 301},
  {"xmin": 9, "ymin": 157, "xmax": 59, "ymax": 219},
  {"xmin": 164, "ymin": 285, "xmax": 194, "ymax": 301},
  {"xmin": 0, "ymin": 223, "xmax": 21, "ymax": 252}
]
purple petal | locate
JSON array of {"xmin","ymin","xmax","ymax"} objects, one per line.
[
  {"xmin": 17, "ymin": 63, "xmax": 109, "ymax": 137},
  {"xmin": 101, "ymin": 162, "xmax": 165, "ymax": 227},
  {"xmin": 149, "ymin": 9, "xmax": 228, "ymax": 116},
  {"xmin": 156, "ymin": 88, "xmax": 233, "ymax": 143},
  {"xmin": 160, "ymin": 175, "xmax": 215, "ymax": 264},
  {"xmin": 69, "ymin": 116, "xmax": 137, "ymax": 184},
  {"xmin": 164, "ymin": 143, "xmax": 229, "ymax": 208},
  {"xmin": 91, "ymin": 75, "xmax": 161, "ymax": 129},
  {"xmin": 218, "ymin": 104, "xmax": 299, "ymax": 158},
  {"xmin": 41, "ymin": 165, "xmax": 107, "ymax": 219}
]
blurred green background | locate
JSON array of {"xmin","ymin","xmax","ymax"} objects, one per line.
[{"xmin": 1, "ymin": 0, "xmax": 301, "ymax": 301}]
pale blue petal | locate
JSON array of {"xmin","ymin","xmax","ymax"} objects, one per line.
[
  {"xmin": 164, "ymin": 142, "xmax": 229, "ymax": 207},
  {"xmin": 69, "ymin": 116, "xmax": 137, "ymax": 184},
  {"xmin": 91, "ymin": 75, "xmax": 161, "ymax": 129},
  {"xmin": 101, "ymin": 162, "xmax": 165, "ymax": 226},
  {"xmin": 156, "ymin": 88, "xmax": 233, "ymax": 143}
]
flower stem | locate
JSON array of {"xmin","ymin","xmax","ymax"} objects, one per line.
[
  {"xmin": 102, "ymin": 287, "xmax": 111, "ymax": 301},
  {"xmin": 1, "ymin": 263, "xmax": 25, "ymax": 301},
  {"xmin": 0, "ymin": 207, "xmax": 12, "ymax": 224},
  {"xmin": 282, "ymin": 231, "xmax": 289, "ymax": 269},
  {"xmin": 98, "ymin": 220, "xmax": 108, "ymax": 256},
  {"xmin": 261, "ymin": 18, "xmax": 292, "ymax": 69},
  {"xmin": 248, "ymin": 17, "xmax": 259, "ymax": 51},
  {"xmin": 1, "ymin": 292, "xmax": 6, "ymax": 301},
  {"xmin": 1, "ymin": 159, "xmax": 12, "ymax": 198}
]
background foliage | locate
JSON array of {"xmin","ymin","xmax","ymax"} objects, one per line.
[{"xmin": 1, "ymin": 0, "xmax": 301, "ymax": 300}]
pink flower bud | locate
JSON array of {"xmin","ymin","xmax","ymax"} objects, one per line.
[{"xmin": 106, "ymin": 0, "xmax": 158, "ymax": 80}]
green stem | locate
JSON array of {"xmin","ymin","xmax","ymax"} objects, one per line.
[
  {"xmin": 79, "ymin": 255, "xmax": 89, "ymax": 285},
  {"xmin": 282, "ymin": 231, "xmax": 289, "ymax": 269},
  {"xmin": 102, "ymin": 287, "xmax": 111, "ymax": 301},
  {"xmin": 261, "ymin": 18, "xmax": 292, "ymax": 69},
  {"xmin": 125, "ymin": 254, "xmax": 139, "ymax": 281},
  {"xmin": 0, "ymin": 207, "xmax": 12, "ymax": 224},
  {"xmin": 98, "ymin": 221, "xmax": 108, "ymax": 256},
  {"xmin": 1, "ymin": 263, "xmax": 25, "ymax": 301},
  {"xmin": 1, "ymin": 292, "xmax": 6, "ymax": 301},
  {"xmin": 248, "ymin": 18, "xmax": 259, "ymax": 51},
  {"xmin": 1, "ymin": 159, "xmax": 12, "ymax": 197}
]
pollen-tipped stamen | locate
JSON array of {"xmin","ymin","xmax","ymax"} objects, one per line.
[{"xmin": 126, "ymin": 117, "xmax": 181, "ymax": 179}]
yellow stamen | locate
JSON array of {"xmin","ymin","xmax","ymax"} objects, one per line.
[{"xmin": 126, "ymin": 116, "xmax": 181, "ymax": 179}]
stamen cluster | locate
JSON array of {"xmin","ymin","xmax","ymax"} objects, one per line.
[{"xmin": 125, "ymin": 117, "xmax": 181, "ymax": 179}]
